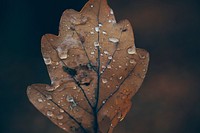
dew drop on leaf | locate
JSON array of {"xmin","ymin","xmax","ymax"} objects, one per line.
[
  {"xmin": 57, "ymin": 47, "xmax": 68, "ymax": 59},
  {"xmin": 57, "ymin": 114, "xmax": 64, "ymax": 120},
  {"xmin": 107, "ymin": 65, "xmax": 112, "ymax": 69},
  {"xmin": 94, "ymin": 42, "xmax": 99, "ymax": 47},
  {"xmin": 59, "ymin": 109, "xmax": 64, "ymax": 113},
  {"xmin": 59, "ymin": 122, "xmax": 63, "ymax": 126},
  {"xmin": 95, "ymin": 27, "xmax": 100, "ymax": 32},
  {"xmin": 43, "ymin": 57, "xmax": 52, "ymax": 65},
  {"xmin": 128, "ymin": 47, "xmax": 136, "ymax": 54},
  {"xmin": 47, "ymin": 111, "xmax": 53, "ymax": 117},
  {"xmin": 102, "ymin": 78, "xmax": 108, "ymax": 84},
  {"xmin": 108, "ymin": 37, "xmax": 119, "ymax": 43},
  {"xmin": 37, "ymin": 98, "xmax": 43, "ymax": 103},
  {"xmin": 130, "ymin": 59, "xmax": 136, "ymax": 64},
  {"xmin": 108, "ymin": 56, "xmax": 112, "ymax": 60}
]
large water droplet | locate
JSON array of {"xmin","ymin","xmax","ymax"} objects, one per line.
[
  {"xmin": 46, "ymin": 86, "xmax": 54, "ymax": 92},
  {"xmin": 104, "ymin": 51, "xmax": 109, "ymax": 55},
  {"xmin": 57, "ymin": 47, "xmax": 68, "ymax": 59},
  {"xmin": 102, "ymin": 78, "xmax": 108, "ymax": 84},
  {"xmin": 37, "ymin": 98, "xmax": 43, "ymax": 103},
  {"xmin": 57, "ymin": 115, "xmax": 64, "ymax": 120},
  {"xmin": 94, "ymin": 42, "xmax": 99, "ymax": 47},
  {"xmin": 47, "ymin": 111, "xmax": 53, "ymax": 117},
  {"xmin": 43, "ymin": 57, "xmax": 52, "ymax": 65},
  {"xmin": 107, "ymin": 65, "xmax": 111, "ymax": 69},
  {"xmin": 108, "ymin": 56, "xmax": 112, "ymax": 60},
  {"xmin": 128, "ymin": 47, "xmax": 136, "ymax": 54},
  {"xmin": 109, "ymin": 37, "xmax": 119, "ymax": 43},
  {"xmin": 95, "ymin": 27, "xmax": 99, "ymax": 32}
]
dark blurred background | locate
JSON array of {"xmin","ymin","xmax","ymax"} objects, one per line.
[{"xmin": 0, "ymin": 0, "xmax": 200, "ymax": 133}]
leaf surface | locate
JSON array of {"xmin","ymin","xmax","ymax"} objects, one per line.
[{"xmin": 27, "ymin": 0, "xmax": 149, "ymax": 133}]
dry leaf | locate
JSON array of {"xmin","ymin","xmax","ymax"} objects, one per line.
[{"xmin": 27, "ymin": 0, "xmax": 149, "ymax": 133}]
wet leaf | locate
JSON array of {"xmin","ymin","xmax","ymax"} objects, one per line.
[{"xmin": 27, "ymin": 0, "xmax": 149, "ymax": 133}]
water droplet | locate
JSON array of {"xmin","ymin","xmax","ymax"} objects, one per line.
[
  {"xmin": 66, "ymin": 95, "xmax": 74, "ymax": 103},
  {"xmin": 55, "ymin": 62, "xmax": 59, "ymax": 65},
  {"xmin": 57, "ymin": 115, "xmax": 64, "ymax": 120},
  {"xmin": 130, "ymin": 59, "xmax": 136, "ymax": 64},
  {"xmin": 119, "ymin": 76, "xmax": 123, "ymax": 80},
  {"xmin": 46, "ymin": 95, "xmax": 52, "ymax": 100},
  {"xmin": 94, "ymin": 42, "xmax": 99, "ymax": 47},
  {"xmin": 37, "ymin": 98, "xmax": 43, "ymax": 103},
  {"xmin": 104, "ymin": 51, "xmax": 109, "ymax": 55},
  {"xmin": 109, "ymin": 37, "xmax": 119, "ymax": 43},
  {"xmin": 107, "ymin": 65, "xmax": 111, "ymax": 69},
  {"xmin": 91, "ymin": 51, "xmax": 95, "ymax": 55},
  {"xmin": 59, "ymin": 122, "xmax": 63, "ymax": 126},
  {"xmin": 128, "ymin": 47, "xmax": 136, "ymax": 54},
  {"xmin": 57, "ymin": 47, "xmax": 68, "ymax": 59},
  {"xmin": 110, "ymin": 9, "xmax": 114, "ymax": 15},
  {"xmin": 108, "ymin": 20, "xmax": 112, "ymax": 23},
  {"xmin": 47, "ymin": 111, "xmax": 53, "ymax": 117},
  {"xmin": 119, "ymin": 65, "xmax": 122, "ymax": 68},
  {"xmin": 95, "ymin": 27, "xmax": 99, "ymax": 32},
  {"xmin": 90, "ymin": 31, "xmax": 94, "ymax": 34},
  {"xmin": 98, "ymin": 23, "xmax": 103, "ymax": 27},
  {"xmin": 73, "ymin": 86, "xmax": 77, "ymax": 90},
  {"xmin": 60, "ymin": 109, "xmax": 64, "ymax": 113},
  {"xmin": 46, "ymin": 86, "xmax": 54, "ymax": 92},
  {"xmin": 102, "ymin": 31, "xmax": 107, "ymax": 35},
  {"xmin": 90, "ymin": 4, "xmax": 94, "ymax": 8},
  {"xmin": 139, "ymin": 54, "xmax": 146, "ymax": 59},
  {"xmin": 102, "ymin": 65, "xmax": 106, "ymax": 69},
  {"xmin": 43, "ymin": 57, "xmax": 52, "ymax": 65},
  {"xmin": 102, "ymin": 100, "xmax": 106, "ymax": 104},
  {"xmin": 108, "ymin": 56, "xmax": 112, "ymax": 60},
  {"xmin": 102, "ymin": 78, "xmax": 108, "ymax": 84}
]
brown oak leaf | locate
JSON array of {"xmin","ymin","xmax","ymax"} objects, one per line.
[{"xmin": 27, "ymin": 0, "xmax": 149, "ymax": 133}]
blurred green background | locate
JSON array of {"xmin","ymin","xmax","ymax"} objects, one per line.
[{"xmin": 0, "ymin": 0, "xmax": 200, "ymax": 133}]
